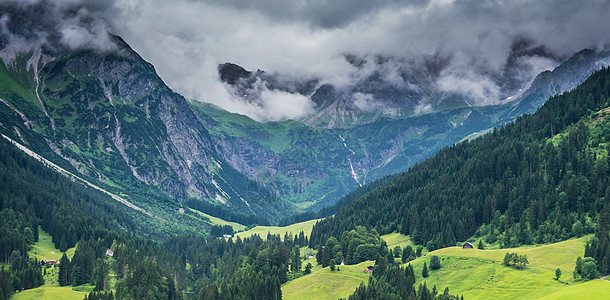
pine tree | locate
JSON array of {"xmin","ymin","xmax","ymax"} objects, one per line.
[
  {"xmin": 58, "ymin": 253, "xmax": 71, "ymax": 286},
  {"xmin": 291, "ymin": 246, "xmax": 301, "ymax": 272},
  {"xmin": 430, "ymin": 256, "xmax": 441, "ymax": 270},
  {"xmin": 422, "ymin": 262, "xmax": 429, "ymax": 278}
]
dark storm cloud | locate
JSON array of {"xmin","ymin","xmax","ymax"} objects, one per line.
[
  {"xmin": 0, "ymin": 0, "xmax": 118, "ymax": 53},
  {"xmin": 203, "ymin": 0, "xmax": 428, "ymax": 29}
]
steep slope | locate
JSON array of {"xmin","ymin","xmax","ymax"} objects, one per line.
[
  {"xmin": 0, "ymin": 38, "xmax": 289, "ymax": 222},
  {"xmin": 310, "ymin": 68, "xmax": 610, "ymax": 254}
]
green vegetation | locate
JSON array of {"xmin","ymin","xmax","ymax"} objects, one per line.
[
  {"xmin": 538, "ymin": 280, "xmax": 610, "ymax": 299},
  {"xmin": 406, "ymin": 236, "xmax": 610, "ymax": 299},
  {"xmin": 235, "ymin": 219, "xmax": 319, "ymax": 240},
  {"xmin": 429, "ymin": 236, "xmax": 588, "ymax": 272},
  {"xmin": 281, "ymin": 261, "xmax": 372, "ymax": 300},
  {"xmin": 188, "ymin": 208, "xmax": 246, "ymax": 231},
  {"xmin": 381, "ymin": 233, "xmax": 415, "ymax": 250},
  {"xmin": 317, "ymin": 226, "xmax": 383, "ymax": 267},
  {"xmin": 311, "ymin": 69, "xmax": 610, "ymax": 282},
  {"xmin": 10, "ymin": 285, "xmax": 89, "ymax": 300},
  {"xmin": 28, "ymin": 230, "xmax": 76, "ymax": 261}
]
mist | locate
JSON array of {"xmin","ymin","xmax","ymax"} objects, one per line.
[{"xmin": 3, "ymin": 0, "xmax": 610, "ymax": 121}]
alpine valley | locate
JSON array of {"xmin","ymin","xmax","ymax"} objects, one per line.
[{"xmin": 1, "ymin": 1, "xmax": 610, "ymax": 300}]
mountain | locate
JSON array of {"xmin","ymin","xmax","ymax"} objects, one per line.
[
  {"xmin": 0, "ymin": 34, "xmax": 290, "ymax": 223},
  {"xmin": 309, "ymin": 67, "xmax": 610, "ymax": 263},
  {"xmin": 2, "ymin": 0, "xmax": 609, "ymax": 224},
  {"xmin": 197, "ymin": 49, "xmax": 610, "ymax": 213}
]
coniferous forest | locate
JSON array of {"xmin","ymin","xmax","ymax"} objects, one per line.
[
  {"xmin": 311, "ymin": 68, "xmax": 610, "ymax": 279},
  {"xmin": 0, "ymin": 130, "xmax": 447, "ymax": 299}
]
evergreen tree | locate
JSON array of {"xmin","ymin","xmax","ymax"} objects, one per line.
[
  {"xmin": 304, "ymin": 263, "xmax": 312, "ymax": 275},
  {"xmin": 291, "ymin": 246, "xmax": 301, "ymax": 272},
  {"xmin": 430, "ymin": 256, "xmax": 441, "ymax": 270},
  {"xmin": 58, "ymin": 253, "xmax": 71, "ymax": 286},
  {"xmin": 422, "ymin": 262, "xmax": 429, "ymax": 278}
]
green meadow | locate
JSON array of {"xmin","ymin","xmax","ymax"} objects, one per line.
[
  {"xmin": 29, "ymin": 230, "xmax": 77, "ymax": 261},
  {"xmin": 188, "ymin": 208, "xmax": 247, "ymax": 231},
  {"xmin": 281, "ymin": 261, "xmax": 372, "ymax": 300},
  {"xmin": 281, "ymin": 234, "xmax": 609, "ymax": 300},
  {"xmin": 382, "ymin": 232, "xmax": 416, "ymax": 250},
  {"xmin": 408, "ymin": 235, "xmax": 609, "ymax": 299},
  {"xmin": 235, "ymin": 219, "xmax": 320, "ymax": 240},
  {"xmin": 11, "ymin": 285, "xmax": 92, "ymax": 300}
]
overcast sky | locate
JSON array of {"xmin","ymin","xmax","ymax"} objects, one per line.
[{"xmin": 4, "ymin": 0, "xmax": 610, "ymax": 121}]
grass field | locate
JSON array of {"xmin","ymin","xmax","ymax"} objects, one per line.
[
  {"xmin": 11, "ymin": 285, "xmax": 92, "ymax": 300},
  {"xmin": 188, "ymin": 208, "xmax": 247, "ymax": 231},
  {"xmin": 29, "ymin": 230, "xmax": 77, "ymax": 261},
  {"xmin": 281, "ymin": 261, "xmax": 372, "ymax": 300},
  {"xmin": 428, "ymin": 236, "xmax": 590, "ymax": 272},
  {"xmin": 406, "ymin": 235, "xmax": 609, "ymax": 299},
  {"xmin": 538, "ymin": 279, "xmax": 610, "ymax": 299},
  {"xmin": 235, "ymin": 219, "xmax": 320, "ymax": 240},
  {"xmin": 281, "ymin": 235, "xmax": 607, "ymax": 300},
  {"xmin": 382, "ymin": 232, "xmax": 415, "ymax": 250}
]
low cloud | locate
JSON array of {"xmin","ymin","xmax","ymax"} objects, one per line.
[
  {"xmin": 3, "ymin": 0, "xmax": 610, "ymax": 120},
  {"xmin": 353, "ymin": 93, "xmax": 384, "ymax": 113}
]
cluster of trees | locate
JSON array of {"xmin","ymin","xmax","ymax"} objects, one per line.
[
  {"xmin": 574, "ymin": 256, "xmax": 599, "ymax": 280},
  {"xmin": 0, "ymin": 136, "xmax": 131, "ymax": 298},
  {"xmin": 282, "ymin": 231, "xmax": 309, "ymax": 249},
  {"xmin": 502, "ymin": 253, "xmax": 529, "ymax": 269},
  {"xmin": 400, "ymin": 245, "xmax": 424, "ymax": 263},
  {"xmin": 583, "ymin": 203, "xmax": 610, "ymax": 275},
  {"xmin": 344, "ymin": 259, "xmax": 460, "ymax": 300},
  {"xmin": 316, "ymin": 226, "xmax": 384, "ymax": 267},
  {"xmin": 210, "ymin": 225, "xmax": 234, "ymax": 237},
  {"xmin": 0, "ymin": 135, "xmax": 297, "ymax": 300},
  {"xmin": 311, "ymin": 69, "xmax": 610, "ymax": 279}
]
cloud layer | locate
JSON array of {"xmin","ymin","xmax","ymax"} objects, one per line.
[{"xmin": 3, "ymin": 0, "xmax": 610, "ymax": 121}]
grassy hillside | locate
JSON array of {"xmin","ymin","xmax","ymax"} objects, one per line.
[
  {"xmin": 284, "ymin": 235, "xmax": 608, "ymax": 300},
  {"xmin": 428, "ymin": 236, "xmax": 589, "ymax": 272},
  {"xmin": 382, "ymin": 232, "xmax": 415, "ymax": 250},
  {"xmin": 188, "ymin": 208, "xmax": 247, "ymax": 232},
  {"xmin": 538, "ymin": 280, "xmax": 610, "ymax": 299},
  {"xmin": 10, "ymin": 286, "xmax": 91, "ymax": 300},
  {"xmin": 235, "ymin": 219, "xmax": 320, "ymax": 239},
  {"xmin": 281, "ymin": 261, "xmax": 372, "ymax": 300},
  {"xmin": 28, "ymin": 230, "xmax": 77, "ymax": 261},
  {"xmin": 407, "ymin": 235, "xmax": 609, "ymax": 299}
]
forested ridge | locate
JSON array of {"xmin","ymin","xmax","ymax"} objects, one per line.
[
  {"xmin": 311, "ymin": 68, "xmax": 610, "ymax": 275},
  {"xmin": 0, "ymin": 124, "xmax": 448, "ymax": 299}
]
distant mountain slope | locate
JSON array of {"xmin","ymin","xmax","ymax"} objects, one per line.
[
  {"xmin": 195, "ymin": 49, "xmax": 610, "ymax": 213},
  {"xmin": 310, "ymin": 68, "xmax": 610, "ymax": 255}
]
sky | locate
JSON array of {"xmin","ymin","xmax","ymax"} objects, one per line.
[{"xmin": 3, "ymin": 0, "xmax": 610, "ymax": 121}]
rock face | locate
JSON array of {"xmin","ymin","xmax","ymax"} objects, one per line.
[{"xmin": 0, "ymin": 36, "xmax": 288, "ymax": 222}]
